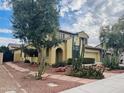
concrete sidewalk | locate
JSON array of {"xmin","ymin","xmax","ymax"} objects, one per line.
[{"xmin": 59, "ymin": 73, "xmax": 124, "ymax": 93}]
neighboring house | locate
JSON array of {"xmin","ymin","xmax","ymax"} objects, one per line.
[
  {"xmin": 13, "ymin": 30, "xmax": 102, "ymax": 64},
  {"xmin": 8, "ymin": 43, "xmax": 21, "ymax": 50}
]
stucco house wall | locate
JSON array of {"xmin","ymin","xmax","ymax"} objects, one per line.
[
  {"xmin": 13, "ymin": 30, "xmax": 102, "ymax": 64},
  {"xmin": 0, "ymin": 53, "xmax": 3, "ymax": 64},
  {"xmin": 14, "ymin": 50, "xmax": 24, "ymax": 62},
  {"xmin": 85, "ymin": 49, "xmax": 101, "ymax": 62}
]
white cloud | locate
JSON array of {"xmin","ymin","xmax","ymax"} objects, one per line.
[
  {"xmin": 0, "ymin": 29, "xmax": 12, "ymax": 33},
  {"xmin": 0, "ymin": 37, "xmax": 20, "ymax": 46},
  {"xmin": 69, "ymin": 0, "xmax": 87, "ymax": 11},
  {"xmin": 113, "ymin": 3, "xmax": 124, "ymax": 14},
  {"xmin": 60, "ymin": 0, "xmax": 87, "ymax": 16},
  {"xmin": 107, "ymin": 0, "xmax": 113, "ymax": 6},
  {"xmin": 71, "ymin": 12, "xmax": 98, "ymax": 32},
  {"xmin": 61, "ymin": 0, "xmax": 124, "ymax": 46},
  {"xmin": 60, "ymin": 7, "xmax": 69, "ymax": 17},
  {"xmin": 88, "ymin": 36, "xmax": 100, "ymax": 47},
  {"xmin": 0, "ymin": 0, "xmax": 124, "ymax": 47},
  {"xmin": 85, "ymin": 26, "xmax": 100, "ymax": 47},
  {"xmin": 0, "ymin": 0, "xmax": 12, "ymax": 11}
]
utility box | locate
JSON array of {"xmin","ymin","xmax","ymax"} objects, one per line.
[{"xmin": 0, "ymin": 53, "xmax": 3, "ymax": 65}]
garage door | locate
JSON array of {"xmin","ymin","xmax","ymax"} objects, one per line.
[{"xmin": 84, "ymin": 52, "xmax": 100, "ymax": 62}]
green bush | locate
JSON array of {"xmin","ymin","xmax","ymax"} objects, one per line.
[
  {"xmin": 69, "ymin": 66, "xmax": 104, "ymax": 79},
  {"xmin": 67, "ymin": 58, "xmax": 73, "ymax": 65},
  {"xmin": 52, "ymin": 61, "xmax": 67, "ymax": 68},
  {"xmin": 119, "ymin": 66, "xmax": 124, "ymax": 70},
  {"xmin": 83, "ymin": 58, "xmax": 95, "ymax": 64},
  {"xmin": 67, "ymin": 58, "xmax": 95, "ymax": 65},
  {"xmin": 24, "ymin": 59, "xmax": 30, "ymax": 63},
  {"xmin": 103, "ymin": 55, "xmax": 119, "ymax": 70}
]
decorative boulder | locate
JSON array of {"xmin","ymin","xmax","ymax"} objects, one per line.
[{"xmin": 55, "ymin": 67, "xmax": 66, "ymax": 72}]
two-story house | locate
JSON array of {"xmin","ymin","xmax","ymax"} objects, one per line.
[{"xmin": 13, "ymin": 30, "xmax": 102, "ymax": 64}]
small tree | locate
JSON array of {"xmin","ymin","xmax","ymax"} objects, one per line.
[
  {"xmin": 12, "ymin": 0, "xmax": 60, "ymax": 79},
  {"xmin": 99, "ymin": 15, "xmax": 124, "ymax": 64}
]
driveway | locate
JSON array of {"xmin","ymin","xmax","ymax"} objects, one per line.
[
  {"xmin": 0, "ymin": 65, "xmax": 26, "ymax": 93},
  {"xmin": 59, "ymin": 73, "xmax": 124, "ymax": 93}
]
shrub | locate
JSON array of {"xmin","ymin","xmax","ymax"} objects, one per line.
[
  {"xmin": 83, "ymin": 58, "xmax": 95, "ymax": 64},
  {"xmin": 67, "ymin": 58, "xmax": 95, "ymax": 65},
  {"xmin": 119, "ymin": 66, "xmax": 124, "ymax": 70},
  {"xmin": 52, "ymin": 61, "xmax": 67, "ymax": 68},
  {"xmin": 103, "ymin": 55, "xmax": 119, "ymax": 70},
  {"xmin": 67, "ymin": 58, "xmax": 72, "ymax": 65},
  {"xmin": 45, "ymin": 62, "xmax": 50, "ymax": 66},
  {"xmin": 69, "ymin": 65, "xmax": 104, "ymax": 79},
  {"xmin": 102, "ymin": 55, "xmax": 110, "ymax": 67},
  {"xmin": 24, "ymin": 59, "xmax": 30, "ymax": 63},
  {"xmin": 110, "ymin": 56, "xmax": 119, "ymax": 69},
  {"xmin": 72, "ymin": 57, "xmax": 83, "ymax": 71}
]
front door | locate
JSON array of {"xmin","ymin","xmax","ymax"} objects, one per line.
[{"xmin": 56, "ymin": 48, "xmax": 63, "ymax": 63}]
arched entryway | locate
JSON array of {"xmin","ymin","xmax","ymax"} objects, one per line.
[{"xmin": 56, "ymin": 48, "xmax": 63, "ymax": 63}]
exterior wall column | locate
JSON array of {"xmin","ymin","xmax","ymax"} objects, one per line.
[
  {"xmin": 0, "ymin": 53, "xmax": 3, "ymax": 65},
  {"xmin": 50, "ymin": 48, "xmax": 56, "ymax": 64}
]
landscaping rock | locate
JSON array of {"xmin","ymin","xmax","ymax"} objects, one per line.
[{"xmin": 55, "ymin": 67, "xmax": 67, "ymax": 72}]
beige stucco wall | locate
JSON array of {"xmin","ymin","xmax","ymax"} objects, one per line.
[
  {"xmin": 49, "ymin": 42, "xmax": 66, "ymax": 64},
  {"xmin": 0, "ymin": 53, "xmax": 3, "ymax": 64},
  {"xmin": 14, "ymin": 49, "xmax": 39, "ymax": 63},
  {"xmin": 14, "ymin": 50, "xmax": 23, "ymax": 62},
  {"xmin": 84, "ymin": 49, "xmax": 101, "ymax": 62},
  {"xmin": 13, "ymin": 47, "xmax": 101, "ymax": 64},
  {"xmin": 66, "ymin": 38, "xmax": 72, "ymax": 59},
  {"xmin": 59, "ymin": 32, "xmax": 71, "ymax": 39},
  {"xmin": 13, "ymin": 31, "xmax": 101, "ymax": 64},
  {"xmin": 48, "ymin": 38, "xmax": 73, "ymax": 64}
]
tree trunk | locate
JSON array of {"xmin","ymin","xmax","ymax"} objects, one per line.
[{"xmin": 35, "ymin": 48, "xmax": 46, "ymax": 80}]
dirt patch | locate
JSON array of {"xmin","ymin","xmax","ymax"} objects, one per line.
[
  {"xmin": 5, "ymin": 64, "xmax": 82, "ymax": 93},
  {"xmin": 12, "ymin": 62, "xmax": 38, "ymax": 71},
  {"xmin": 12, "ymin": 62, "xmax": 71, "ymax": 75}
]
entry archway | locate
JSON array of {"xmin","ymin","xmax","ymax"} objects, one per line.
[{"xmin": 56, "ymin": 48, "xmax": 63, "ymax": 63}]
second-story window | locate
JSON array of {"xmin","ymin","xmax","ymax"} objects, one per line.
[
  {"xmin": 60, "ymin": 33, "xmax": 65, "ymax": 39},
  {"xmin": 62, "ymin": 33, "xmax": 65, "ymax": 39}
]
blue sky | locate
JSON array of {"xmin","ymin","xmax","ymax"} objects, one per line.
[
  {"xmin": 0, "ymin": 10, "xmax": 12, "ymax": 29},
  {"xmin": 0, "ymin": 0, "xmax": 124, "ymax": 46}
]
